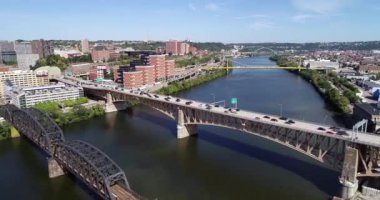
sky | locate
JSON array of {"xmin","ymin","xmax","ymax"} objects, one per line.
[{"xmin": 0, "ymin": 0, "xmax": 379, "ymax": 43}]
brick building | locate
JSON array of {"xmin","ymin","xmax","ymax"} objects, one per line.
[
  {"xmin": 165, "ymin": 60, "xmax": 175, "ymax": 78},
  {"xmin": 149, "ymin": 55, "xmax": 166, "ymax": 81},
  {"xmin": 136, "ymin": 65, "xmax": 155, "ymax": 85},
  {"xmin": 91, "ymin": 46, "xmax": 110, "ymax": 63},
  {"xmin": 165, "ymin": 40, "xmax": 179, "ymax": 55},
  {"xmin": 123, "ymin": 71, "xmax": 143, "ymax": 88}
]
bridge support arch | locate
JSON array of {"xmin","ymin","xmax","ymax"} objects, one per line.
[
  {"xmin": 339, "ymin": 147, "xmax": 359, "ymax": 199},
  {"xmin": 177, "ymin": 109, "xmax": 197, "ymax": 139}
]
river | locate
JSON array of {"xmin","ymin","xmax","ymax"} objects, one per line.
[{"xmin": 0, "ymin": 56, "xmax": 343, "ymax": 200}]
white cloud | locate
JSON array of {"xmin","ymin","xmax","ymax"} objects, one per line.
[
  {"xmin": 291, "ymin": 0, "xmax": 346, "ymax": 14},
  {"xmin": 205, "ymin": 3, "xmax": 221, "ymax": 12},
  {"xmin": 248, "ymin": 20, "xmax": 274, "ymax": 30},
  {"xmin": 291, "ymin": 14, "xmax": 314, "ymax": 23},
  {"xmin": 188, "ymin": 3, "xmax": 197, "ymax": 11},
  {"xmin": 235, "ymin": 14, "xmax": 268, "ymax": 20}
]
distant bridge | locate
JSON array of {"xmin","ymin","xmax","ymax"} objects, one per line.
[
  {"xmin": 58, "ymin": 77, "xmax": 380, "ymax": 199},
  {"xmin": 240, "ymin": 46, "xmax": 278, "ymax": 55},
  {"xmin": 0, "ymin": 105, "xmax": 141, "ymax": 200}
]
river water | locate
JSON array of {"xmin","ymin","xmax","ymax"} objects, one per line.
[{"xmin": 0, "ymin": 56, "xmax": 343, "ymax": 200}]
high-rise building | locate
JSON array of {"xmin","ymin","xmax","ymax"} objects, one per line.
[
  {"xmin": 0, "ymin": 51, "xmax": 17, "ymax": 64},
  {"xmin": 0, "ymin": 41, "xmax": 15, "ymax": 52},
  {"xmin": 165, "ymin": 40, "xmax": 179, "ymax": 55},
  {"xmin": 31, "ymin": 39, "xmax": 54, "ymax": 59},
  {"xmin": 189, "ymin": 46, "xmax": 198, "ymax": 55},
  {"xmin": 149, "ymin": 55, "xmax": 166, "ymax": 81},
  {"xmin": 81, "ymin": 38, "xmax": 90, "ymax": 53},
  {"xmin": 16, "ymin": 54, "xmax": 40, "ymax": 70}
]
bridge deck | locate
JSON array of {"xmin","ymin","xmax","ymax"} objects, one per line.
[
  {"xmin": 57, "ymin": 77, "xmax": 380, "ymax": 149},
  {"xmin": 111, "ymin": 184, "xmax": 140, "ymax": 200}
]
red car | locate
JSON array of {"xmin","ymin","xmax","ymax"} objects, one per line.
[{"xmin": 326, "ymin": 131, "xmax": 335, "ymax": 135}]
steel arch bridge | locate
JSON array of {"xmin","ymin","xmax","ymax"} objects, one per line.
[
  {"xmin": 0, "ymin": 104, "xmax": 137, "ymax": 200},
  {"xmin": 241, "ymin": 46, "xmax": 277, "ymax": 55}
]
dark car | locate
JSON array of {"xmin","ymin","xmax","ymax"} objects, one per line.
[
  {"xmin": 185, "ymin": 101, "xmax": 192, "ymax": 105},
  {"xmin": 176, "ymin": 99, "xmax": 181, "ymax": 102},
  {"xmin": 279, "ymin": 116, "xmax": 287, "ymax": 120},
  {"xmin": 214, "ymin": 104, "xmax": 220, "ymax": 107},
  {"xmin": 317, "ymin": 127, "xmax": 326, "ymax": 131},
  {"xmin": 287, "ymin": 120, "xmax": 295, "ymax": 124},
  {"xmin": 236, "ymin": 108, "xmax": 240, "ymax": 111},
  {"xmin": 224, "ymin": 106, "xmax": 229, "ymax": 109},
  {"xmin": 270, "ymin": 118, "xmax": 278, "ymax": 122},
  {"xmin": 264, "ymin": 116, "xmax": 270, "ymax": 119},
  {"xmin": 164, "ymin": 97, "xmax": 170, "ymax": 101},
  {"xmin": 154, "ymin": 95, "xmax": 159, "ymax": 98},
  {"xmin": 337, "ymin": 130, "xmax": 349, "ymax": 136}
]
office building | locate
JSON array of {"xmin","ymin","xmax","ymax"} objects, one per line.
[
  {"xmin": 149, "ymin": 55, "xmax": 166, "ymax": 80},
  {"xmin": 31, "ymin": 39, "xmax": 54, "ymax": 58},
  {"xmin": 136, "ymin": 65, "xmax": 155, "ymax": 85},
  {"xmin": 89, "ymin": 65, "xmax": 107, "ymax": 80},
  {"xmin": 10, "ymin": 84, "xmax": 84, "ymax": 108},
  {"xmin": 81, "ymin": 38, "xmax": 90, "ymax": 53},
  {"xmin": 16, "ymin": 54, "xmax": 40, "ymax": 70},
  {"xmin": 91, "ymin": 46, "xmax": 110, "ymax": 62},
  {"xmin": 123, "ymin": 71, "xmax": 143, "ymax": 88}
]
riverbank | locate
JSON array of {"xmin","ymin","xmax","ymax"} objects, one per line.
[
  {"xmin": 270, "ymin": 56, "xmax": 353, "ymax": 115},
  {"xmin": 34, "ymin": 101, "xmax": 105, "ymax": 126},
  {"xmin": 156, "ymin": 69, "xmax": 227, "ymax": 95},
  {"xmin": 0, "ymin": 122, "xmax": 10, "ymax": 140}
]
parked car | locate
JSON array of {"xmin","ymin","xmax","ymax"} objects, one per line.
[
  {"xmin": 176, "ymin": 99, "xmax": 181, "ymax": 102},
  {"xmin": 287, "ymin": 120, "xmax": 295, "ymax": 124},
  {"xmin": 271, "ymin": 118, "xmax": 278, "ymax": 122},
  {"xmin": 185, "ymin": 101, "xmax": 192, "ymax": 105},
  {"xmin": 317, "ymin": 127, "xmax": 326, "ymax": 131},
  {"xmin": 279, "ymin": 116, "xmax": 287, "ymax": 120},
  {"xmin": 264, "ymin": 116, "xmax": 270, "ymax": 119}
]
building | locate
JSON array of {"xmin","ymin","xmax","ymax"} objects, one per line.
[
  {"xmin": 0, "ymin": 51, "xmax": 17, "ymax": 64},
  {"xmin": 123, "ymin": 71, "xmax": 143, "ymax": 88},
  {"xmin": 165, "ymin": 60, "xmax": 175, "ymax": 78},
  {"xmin": 166, "ymin": 40, "xmax": 179, "ymax": 55},
  {"xmin": 10, "ymin": 84, "xmax": 84, "ymax": 108},
  {"xmin": 189, "ymin": 46, "xmax": 198, "ymax": 55},
  {"xmin": 54, "ymin": 49, "xmax": 82, "ymax": 59},
  {"xmin": 353, "ymin": 103, "xmax": 380, "ymax": 132},
  {"xmin": 114, "ymin": 65, "xmax": 135, "ymax": 84},
  {"xmin": 31, "ymin": 39, "xmax": 54, "ymax": 59},
  {"xmin": 0, "ymin": 41, "xmax": 15, "ymax": 52},
  {"xmin": 358, "ymin": 64, "xmax": 380, "ymax": 74},
  {"xmin": 89, "ymin": 65, "xmax": 107, "ymax": 81},
  {"xmin": 16, "ymin": 54, "xmax": 39, "ymax": 70},
  {"xmin": 81, "ymin": 39, "xmax": 90, "ymax": 53},
  {"xmin": 149, "ymin": 55, "xmax": 166, "ymax": 81},
  {"xmin": 0, "ymin": 70, "xmax": 42, "ymax": 97},
  {"xmin": 180, "ymin": 43, "xmax": 190, "ymax": 55},
  {"xmin": 34, "ymin": 66, "xmax": 62, "ymax": 79},
  {"xmin": 136, "ymin": 65, "xmax": 155, "ymax": 85},
  {"xmin": 304, "ymin": 59, "xmax": 339, "ymax": 70},
  {"xmin": 91, "ymin": 46, "xmax": 110, "ymax": 63},
  {"xmin": 14, "ymin": 42, "xmax": 32, "ymax": 54}
]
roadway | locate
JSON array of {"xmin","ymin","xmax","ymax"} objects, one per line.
[{"xmin": 57, "ymin": 77, "xmax": 380, "ymax": 149}]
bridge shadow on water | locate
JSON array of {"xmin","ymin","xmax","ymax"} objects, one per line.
[{"xmin": 195, "ymin": 129, "xmax": 341, "ymax": 198}]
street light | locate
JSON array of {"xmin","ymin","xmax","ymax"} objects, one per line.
[
  {"xmin": 278, "ymin": 104, "xmax": 283, "ymax": 117},
  {"xmin": 210, "ymin": 93, "xmax": 216, "ymax": 103}
]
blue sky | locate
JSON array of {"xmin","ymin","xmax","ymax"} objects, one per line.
[{"xmin": 1, "ymin": 0, "xmax": 379, "ymax": 42}]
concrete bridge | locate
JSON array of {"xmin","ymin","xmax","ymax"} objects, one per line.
[
  {"xmin": 0, "ymin": 104, "xmax": 141, "ymax": 200},
  {"xmin": 58, "ymin": 77, "xmax": 380, "ymax": 199}
]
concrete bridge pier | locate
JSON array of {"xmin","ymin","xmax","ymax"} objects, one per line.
[
  {"xmin": 339, "ymin": 147, "xmax": 359, "ymax": 199},
  {"xmin": 105, "ymin": 92, "xmax": 118, "ymax": 113},
  {"xmin": 177, "ymin": 109, "xmax": 197, "ymax": 139},
  {"xmin": 48, "ymin": 158, "xmax": 65, "ymax": 178}
]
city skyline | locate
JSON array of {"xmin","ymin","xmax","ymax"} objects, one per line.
[{"xmin": 1, "ymin": 0, "xmax": 380, "ymax": 43}]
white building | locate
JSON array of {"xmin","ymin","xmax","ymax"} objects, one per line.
[
  {"xmin": 81, "ymin": 38, "xmax": 90, "ymax": 53},
  {"xmin": 303, "ymin": 59, "xmax": 339, "ymax": 70},
  {"xmin": 10, "ymin": 84, "xmax": 84, "ymax": 108},
  {"xmin": 17, "ymin": 54, "xmax": 39, "ymax": 70},
  {"xmin": 0, "ymin": 70, "xmax": 43, "ymax": 97}
]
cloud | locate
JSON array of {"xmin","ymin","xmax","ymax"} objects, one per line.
[
  {"xmin": 291, "ymin": 0, "xmax": 346, "ymax": 14},
  {"xmin": 235, "ymin": 14, "xmax": 268, "ymax": 20},
  {"xmin": 188, "ymin": 3, "xmax": 197, "ymax": 11},
  {"xmin": 205, "ymin": 2, "xmax": 221, "ymax": 12},
  {"xmin": 291, "ymin": 14, "xmax": 314, "ymax": 23},
  {"xmin": 248, "ymin": 20, "xmax": 274, "ymax": 30}
]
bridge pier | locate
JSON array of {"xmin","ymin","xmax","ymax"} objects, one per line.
[
  {"xmin": 177, "ymin": 109, "xmax": 197, "ymax": 139},
  {"xmin": 10, "ymin": 126, "xmax": 20, "ymax": 138},
  {"xmin": 339, "ymin": 147, "xmax": 359, "ymax": 199},
  {"xmin": 48, "ymin": 158, "xmax": 65, "ymax": 178}
]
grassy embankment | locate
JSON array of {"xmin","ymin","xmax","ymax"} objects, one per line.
[
  {"xmin": 270, "ymin": 56, "xmax": 359, "ymax": 115},
  {"xmin": 156, "ymin": 61, "xmax": 231, "ymax": 95}
]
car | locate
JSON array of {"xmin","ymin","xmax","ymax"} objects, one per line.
[
  {"xmin": 236, "ymin": 108, "xmax": 240, "ymax": 111},
  {"xmin": 224, "ymin": 106, "xmax": 229, "ymax": 109},
  {"xmin": 214, "ymin": 104, "xmax": 220, "ymax": 107},
  {"xmin": 164, "ymin": 97, "xmax": 170, "ymax": 101},
  {"xmin": 229, "ymin": 108, "xmax": 232, "ymax": 112},
  {"xmin": 176, "ymin": 99, "xmax": 181, "ymax": 102},
  {"xmin": 317, "ymin": 127, "xmax": 326, "ymax": 131},
  {"xmin": 271, "ymin": 118, "xmax": 278, "ymax": 122},
  {"xmin": 185, "ymin": 101, "xmax": 192, "ymax": 105},
  {"xmin": 337, "ymin": 130, "xmax": 349, "ymax": 136},
  {"xmin": 279, "ymin": 116, "xmax": 287, "ymax": 120},
  {"xmin": 287, "ymin": 120, "xmax": 295, "ymax": 124},
  {"xmin": 264, "ymin": 116, "xmax": 270, "ymax": 119},
  {"xmin": 326, "ymin": 131, "xmax": 335, "ymax": 135},
  {"xmin": 224, "ymin": 110, "xmax": 228, "ymax": 113},
  {"xmin": 154, "ymin": 95, "xmax": 159, "ymax": 98}
]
